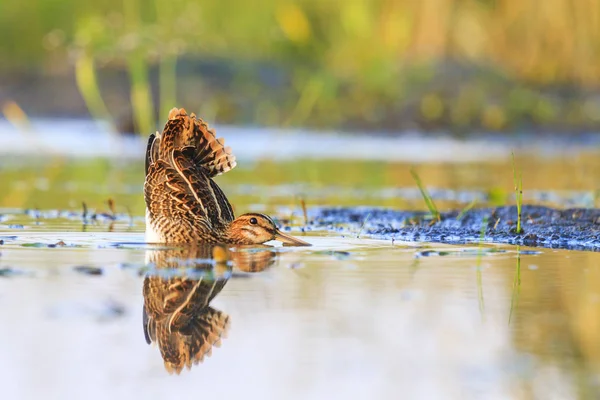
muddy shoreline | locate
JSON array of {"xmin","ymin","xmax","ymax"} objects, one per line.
[{"xmin": 310, "ymin": 205, "xmax": 600, "ymax": 252}]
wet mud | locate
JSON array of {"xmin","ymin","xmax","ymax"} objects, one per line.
[{"xmin": 310, "ymin": 205, "xmax": 600, "ymax": 251}]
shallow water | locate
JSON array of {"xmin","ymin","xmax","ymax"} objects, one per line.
[
  {"xmin": 2, "ymin": 120, "xmax": 600, "ymax": 398},
  {"xmin": 2, "ymin": 220, "xmax": 600, "ymax": 398}
]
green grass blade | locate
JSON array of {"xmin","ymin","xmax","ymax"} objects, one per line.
[
  {"xmin": 410, "ymin": 168, "xmax": 441, "ymax": 222},
  {"xmin": 511, "ymin": 151, "xmax": 523, "ymax": 234},
  {"xmin": 457, "ymin": 199, "xmax": 477, "ymax": 220},
  {"xmin": 124, "ymin": 0, "xmax": 155, "ymax": 135},
  {"xmin": 74, "ymin": 54, "xmax": 114, "ymax": 129}
]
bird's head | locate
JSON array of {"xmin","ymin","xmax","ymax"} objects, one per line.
[{"xmin": 227, "ymin": 213, "xmax": 310, "ymax": 246}]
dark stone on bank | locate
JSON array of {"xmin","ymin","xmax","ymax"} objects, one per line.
[{"xmin": 73, "ymin": 266, "xmax": 104, "ymax": 276}]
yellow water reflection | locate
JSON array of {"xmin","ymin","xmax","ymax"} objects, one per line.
[{"xmin": 3, "ymin": 152, "xmax": 600, "ymax": 216}]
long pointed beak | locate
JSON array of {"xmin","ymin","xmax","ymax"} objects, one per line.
[{"xmin": 274, "ymin": 230, "xmax": 312, "ymax": 246}]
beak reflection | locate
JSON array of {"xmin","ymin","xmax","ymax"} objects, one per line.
[{"xmin": 274, "ymin": 230, "xmax": 312, "ymax": 246}]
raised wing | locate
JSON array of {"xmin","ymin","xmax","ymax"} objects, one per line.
[{"xmin": 159, "ymin": 108, "xmax": 237, "ymax": 177}]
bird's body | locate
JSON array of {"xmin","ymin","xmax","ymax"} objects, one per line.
[{"xmin": 144, "ymin": 108, "xmax": 309, "ymax": 246}]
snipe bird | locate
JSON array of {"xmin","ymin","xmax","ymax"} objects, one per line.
[{"xmin": 144, "ymin": 108, "xmax": 310, "ymax": 246}]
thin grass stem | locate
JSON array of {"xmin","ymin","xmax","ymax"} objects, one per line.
[{"xmin": 410, "ymin": 168, "xmax": 441, "ymax": 222}]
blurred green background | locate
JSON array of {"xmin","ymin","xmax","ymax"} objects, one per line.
[{"xmin": 2, "ymin": 0, "xmax": 600, "ymax": 134}]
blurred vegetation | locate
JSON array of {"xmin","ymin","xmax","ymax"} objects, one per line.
[{"xmin": 2, "ymin": 0, "xmax": 600, "ymax": 133}]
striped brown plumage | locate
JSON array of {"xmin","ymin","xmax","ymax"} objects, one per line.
[
  {"xmin": 145, "ymin": 108, "xmax": 236, "ymax": 243},
  {"xmin": 147, "ymin": 108, "xmax": 237, "ymax": 178},
  {"xmin": 144, "ymin": 107, "xmax": 311, "ymax": 246}
]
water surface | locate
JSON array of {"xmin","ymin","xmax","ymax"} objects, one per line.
[{"xmin": 1, "ymin": 223, "xmax": 600, "ymax": 398}]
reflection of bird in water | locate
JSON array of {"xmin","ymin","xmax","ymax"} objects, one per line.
[
  {"xmin": 144, "ymin": 107, "xmax": 310, "ymax": 246},
  {"xmin": 143, "ymin": 244, "xmax": 277, "ymax": 374},
  {"xmin": 143, "ymin": 245, "xmax": 230, "ymax": 374},
  {"xmin": 230, "ymin": 245, "xmax": 279, "ymax": 273}
]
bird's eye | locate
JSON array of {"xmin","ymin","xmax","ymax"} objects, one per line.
[{"xmin": 250, "ymin": 217, "xmax": 258, "ymax": 225}]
